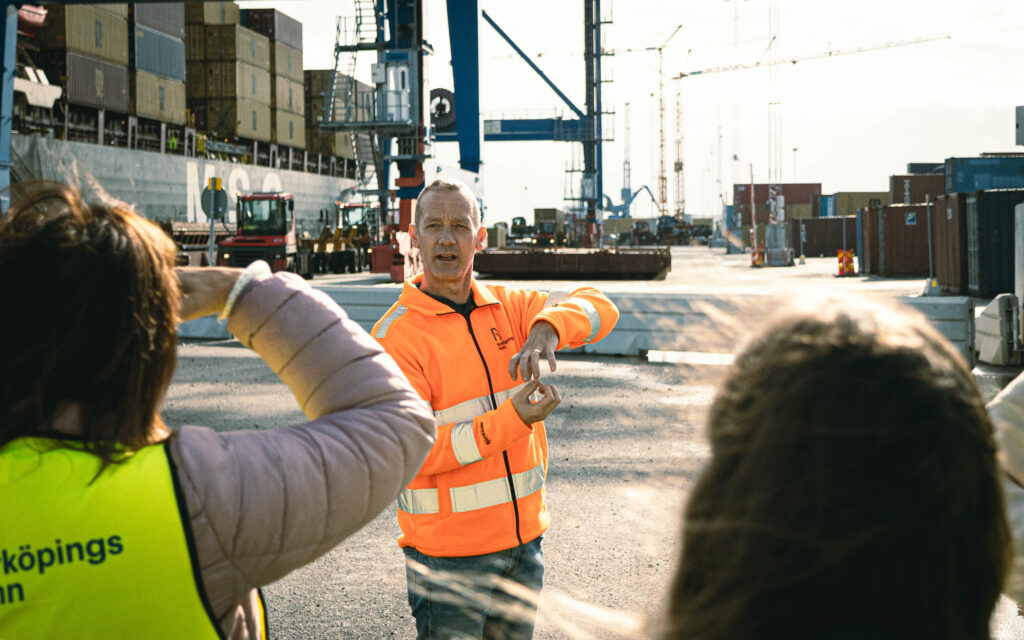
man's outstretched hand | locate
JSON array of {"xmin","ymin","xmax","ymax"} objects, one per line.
[
  {"xmin": 509, "ymin": 321, "xmax": 559, "ymax": 382},
  {"xmin": 511, "ymin": 379, "xmax": 561, "ymax": 424}
]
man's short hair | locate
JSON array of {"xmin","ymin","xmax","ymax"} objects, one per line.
[
  {"xmin": 665, "ymin": 298, "xmax": 1011, "ymax": 639},
  {"xmin": 414, "ymin": 177, "xmax": 481, "ymax": 228}
]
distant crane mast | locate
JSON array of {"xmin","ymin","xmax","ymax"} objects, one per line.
[
  {"xmin": 673, "ymin": 89, "xmax": 683, "ymax": 217},
  {"xmin": 767, "ymin": 0, "xmax": 781, "ymax": 223},
  {"xmin": 655, "ymin": 25, "xmax": 682, "ymax": 216},
  {"xmin": 622, "ymin": 101, "xmax": 632, "ymax": 217}
]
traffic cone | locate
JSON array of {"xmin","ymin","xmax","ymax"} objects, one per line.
[{"xmin": 837, "ymin": 250, "xmax": 845, "ymax": 276}]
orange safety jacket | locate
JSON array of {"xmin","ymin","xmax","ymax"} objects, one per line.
[{"xmin": 372, "ymin": 274, "xmax": 618, "ymax": 557}]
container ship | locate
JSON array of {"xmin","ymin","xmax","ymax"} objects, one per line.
[{"xmin": 11, "ymin": 1, "xmax": 371, "ymax": 240}]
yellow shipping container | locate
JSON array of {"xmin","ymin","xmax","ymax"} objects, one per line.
[
  {"xmin": 272, "ymin": 76, "xmax": 303, "ymax": 116},
  {"xmin": 204, "ymin": 99, "xmax": 271, "ymax": 142},
  {"xmin": 202, "ymin": 25, "xmax": 270, "ymax": 70},
  {"xmin": 185, "ymin": 2, "xmax": 240, "ymax": 25},
  {"xmin": 40, "ymin": 6, "xmax": 129, "ymax": 66},
  {"xmin": 787, "ymin": 203, "xmax": 813, "ymax": 220},
  {"xmin": 272, "ymin": 109, "xmax": 305, "ymax": 149},
  {"xmin": 133, "ymin": 71, "xmax": 185, "ymax": 124},
  {"xmin": 189, "ymin": 61, "xmax": 270, "ymax": 105},
  {"xmin": 271, "ymin": 42, "xmax": 303, "ymax": 83},
  {"xmin": 305, "ymin": 129, "xmax": 354, "ymax": 159},
  {"xmin": 831, "ymin": 191, "xmax": 889, "ymax": 217},
  {"xmin": 603, "ymin": 217, "xmax": 634, "ymax": 236},
  {"xmin": 93, "ymin": 4, "xmax": 128, "ymax": 18}
]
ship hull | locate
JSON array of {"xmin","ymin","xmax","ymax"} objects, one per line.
[{"xmin": 12, "ymin": 133, "xmax": 356, "ymax": 236}]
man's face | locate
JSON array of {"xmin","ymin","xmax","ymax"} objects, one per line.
[{"xmin": 412, "ymin": 188, "xmax": 486, "ymax": 287}]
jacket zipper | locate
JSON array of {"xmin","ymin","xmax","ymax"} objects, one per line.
[{"xmin": 462, "ymin": 311, "xmax": 524, "ymax": 547}]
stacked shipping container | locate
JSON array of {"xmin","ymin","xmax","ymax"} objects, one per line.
[
  {"xmin": 930, "ymin": 193, "xmax": 967, "ymax": 294},
  {"xmin": 965, "ymin": 189, "xmax": 1024, "ymax": 298},
  {"xmin": 304, "ymin": 69, "xmax": 371, "ymax": 162},
  {"xmin": 946, "ymin": 156, "xmax": 1024, "ymax": 193},
  {"xmin": 186, "ymin": 2, "xmax": 272, "ymax": 142},
  {"xmin": 814, "ymin": 191, "xmax": 888, "ymax": 218},
  {"xmin": 788, "ymin": 217, "xmax": 857, "ymax": 259},
  {"xmin": 889, "ymin": 174, "xmax": 943, "ymax": 206},
  {"xmin": 241, "ymin": 8, "xmax": 305, "ymax": 150},
  {"xmin": 877, "ymin": 204, "xmax": 931, "ymax": 277},
  {"xmin": 130, "ymin": 3, "xmax": 185, "ymax": 125},
  {"xmin": 36, "ymin": 4, "xmax": 131, "ymax": 113},
  {"xmin": 732, "ymin": 183, "xmax": 822, "ymax": 226}
]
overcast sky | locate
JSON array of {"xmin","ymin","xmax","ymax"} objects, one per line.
[{"xmin": 240, "ymin": 0, "xmax": 1024, "ymax": 225}]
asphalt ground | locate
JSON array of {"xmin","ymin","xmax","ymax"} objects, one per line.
[{"xmin": 165, "ymin": 246, "xmax": 1024, "ymax": 638}]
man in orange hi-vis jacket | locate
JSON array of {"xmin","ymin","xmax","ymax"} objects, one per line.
[{"xmin": 372, "ymin": 177, "xmax": 619, "ymax": 640}]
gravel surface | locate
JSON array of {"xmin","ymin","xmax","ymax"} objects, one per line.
[{"xmin": 163, "ymin": 246, "xmax": 1024, "ymax": 638}]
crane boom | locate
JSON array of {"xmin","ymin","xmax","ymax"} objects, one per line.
[{"xmin": 672, "ymin": 35, "xmax": 950, "ymax": 80}]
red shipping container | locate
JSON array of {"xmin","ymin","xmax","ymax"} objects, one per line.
[
  {"xmin": 889, "ymin": 174, "xmax": 944, "ymax": 205},
  {"xmin": 931, "ymin": 193, "xmax": 967, "ymax": 293},
  {"xmin": 733, "ymin": 182, "xmax": 822, "ymax": 226},
  {"xmin": 861, "ymin": 207, "xmax": 879, "ymax": 274},
  {"xmin": 879, "ymin": 204, "xmax": 931, "ymax": 277}
]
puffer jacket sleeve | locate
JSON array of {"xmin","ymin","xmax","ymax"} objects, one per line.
[
  {"xmin": 167, "ymin": 272, "xmax": 436, "ymax": 617},
  {"xmin": 986, "ymin": 372, "xmax": 1024, "ymax": 604}
]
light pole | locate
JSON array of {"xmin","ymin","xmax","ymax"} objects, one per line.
[{"xmin": 792, "ymin": 147, "xmax": 798, "ymax": 183}]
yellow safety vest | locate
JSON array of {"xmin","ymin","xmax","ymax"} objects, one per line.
[{"xmin": 0, "ymin": 437, "xmax": 223, "ymax": 639}]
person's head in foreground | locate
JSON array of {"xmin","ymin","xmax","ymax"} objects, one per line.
[
  {"xmin": 0, "ymin": 181, "xmax": 179, "ymax": 460},
  {"xmin": 665, "ymin": 298, "xmax": 1011, "ymax": 640}
]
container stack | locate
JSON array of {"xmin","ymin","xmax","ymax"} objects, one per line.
[
  {"xmin": 305, "ymin": 69, "xmax": 360, "ymax": 167},
  {"xmin": 965, "ymin": 189, "xmax": 1024, "ymax": 297},
  {"xmin": 130, "ymin": 3, "xmax": 185, "ymax": 126},
  {"xmin": 241, "ymin": 8, "xmax": 305, "ymax": 152},
  {"xmin": 888, "ymin": 174, "xmax": 943, "ymax": 206},
  {"xmin": 185, "ymin": 1, "xmax": 272, "ymax": 142},
  {"xmin": 36, "ymin": 4, "xmax": 131, "ymax": 115}
]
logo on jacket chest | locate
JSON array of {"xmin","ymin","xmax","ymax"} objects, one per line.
[{"xmin": 491, "ymin": 328, "xmax": 515, "ymax": 350}]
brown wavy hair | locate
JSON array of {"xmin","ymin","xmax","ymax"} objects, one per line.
[
  {"xmin": 664, "ymin": 299, "xmax": 1011, "ymax": 640},
  {"xmin": 0, "ymin": 182, "xmax": 179, "ymax": 463}
]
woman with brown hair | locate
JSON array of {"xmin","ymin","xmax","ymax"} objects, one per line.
[
  {"xmin": 664, "ymin": 299, "xmax": 1011, "ymax": 640},
  {"xmin": 0, "ymin": 183, "xmax": 436, "ymax": 639}
]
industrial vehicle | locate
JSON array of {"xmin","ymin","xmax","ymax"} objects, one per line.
[
  {"xmin": 310, "ymin": 201, "xmax": 375, "ymax": 274},
  {"xmin": 656, "ymin": 215, "xmax": 689, "ymax": 245},
  {"xmin": 534, "ymin": 208, "xmax": 565, "ymax": 247},
  {"xmin": 218, "ymin": 192, "xmax": 315, "ymax": 279},
  {"xmin": 509, "ymin": 216, "xmax": 534, "ymax": 245},
  {"xmin": 632, "ymin": 220, "xmax": 656, "ymax": 245}
]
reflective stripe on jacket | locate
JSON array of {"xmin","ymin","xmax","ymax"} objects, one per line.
[
  {"xmin": 372, "ymin": 275, "xmax": 619, "ymax": 557},
  {"xmin": 0, "ymin": 437, "xmax": 225, "ymax": 639}
]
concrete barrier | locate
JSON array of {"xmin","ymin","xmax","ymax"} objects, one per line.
[
  {"xmin": 177, "ymin": 315, "xmax": 231, "ymax": 339},
  {"xmin": 181, "ymin": 283, "xmax": 976, "ymax": 367},
  {"xmin": 899, "ymin": 296, "xmax": 975, "ymax": 367}
]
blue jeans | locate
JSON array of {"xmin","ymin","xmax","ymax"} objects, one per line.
[{"xmin": 404, "ymin": 537, "xmax": 544, "ymax": 640}]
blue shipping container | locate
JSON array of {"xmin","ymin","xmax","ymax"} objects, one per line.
[
  {"xmin": 945, "ymin": 157, "xmax": 1024, "ymax": 194},
  {"xmin": 814, "ymin": 193, "xmax": 836, "ymax": 217},
  {"xmin": 133, "ymin": 25, "xmax": 185, "ymax": 82}
]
